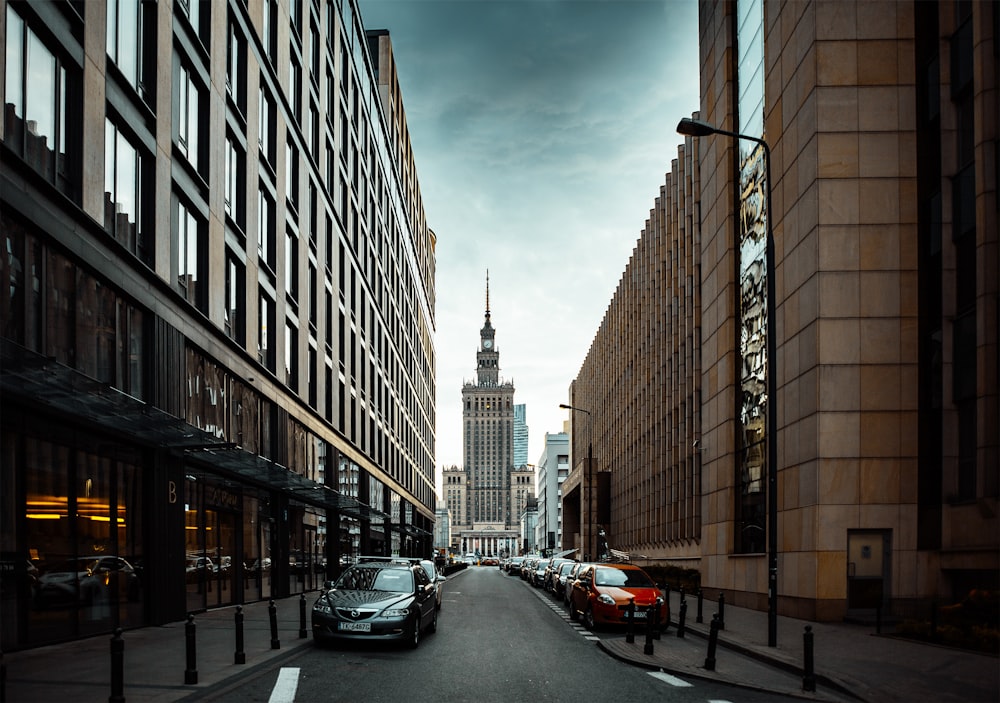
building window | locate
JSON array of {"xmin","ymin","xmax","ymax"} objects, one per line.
[
  {"xmin": 225, "ymin": 135, "xmax": 246, "ymax": 233},
  {"xmin": 104, "ymin": 119, "xmax": 150, "ymax": 264},
  {"xmin": 226, "ymin": 13, "xmax": 247, "ymax": 116},
  {"xmin": 262, "ymin": 0, "xmax": 277, "ymax": 65},
  {"xmin": 286, "ymin": 141, "xmax": 300, "ymax": 211},
  {"xmin": 259, "ymin": 85, "xmax": 276, "ymax": 167},
  {"xmin": 176, "ymin": 197, "xmax": 206, "ymax": 313},
  {"xmin": 259, "ymin": 291, "xmax": 275, "ymax": 370},
  {"xmin": 225, "ymin": 251, "xmax": 246, "ymax": 346},
  {"xmin": 258, "ymin": 187, "xmax": 275, "ymax": 269},
  {"xmin": 3, "ymin": 5, "xmax": 80, "ymax": 200},
  {"xmin": 285, "ymin": 320, "xmax": 299, "ymax": 389},
  {"xmin": 177, "ymin": 0, "xmax": 208, "ymax": 47},
  {"xmin": 289, "ymin": 55, "xmax": 302, "ymax": 123},
  {"xmin": 285, "ymin": 229, "xmax": 299, "ymax": 300},
  {"xmin": 106, "ymin": 0, "xmax": 154, "ymax": 104},
  {"xmin": 176, "ymin": 61, "xmax": 203, "ymax": 174}
]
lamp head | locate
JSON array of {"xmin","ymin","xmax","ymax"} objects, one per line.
[{"xmin": 676, "ymin": 117, "xmax": 719, "ymax": 137}]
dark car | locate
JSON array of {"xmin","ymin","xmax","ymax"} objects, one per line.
[
  {"xmin": 543, "ymin": 558, "xmax": 575, "ymax": 593},
  {"xmin": 552, "ymin": 561, "xmax": 578, "ymax": 600},
  {"xmin": 311, "ymin": 560, "xmax": 438, "ymax": 648}
]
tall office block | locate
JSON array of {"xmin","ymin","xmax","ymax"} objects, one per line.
[
  {"xmin": 567, "ymin": 0, "xmax": 997, "ymax": 621},
  {"xmin": 1, "ymin": 0, "xmax": 435, "ymax": 651}
]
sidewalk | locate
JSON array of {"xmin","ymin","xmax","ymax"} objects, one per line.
[
  {"xmin": 599, "ymin": 589, "xmax": 1000, "ymax": 703},
  {"xmin": 2, "ymin": 596, "xmax": 315, "ymax": 702},
  {"xmin": 2, "ymin": 588, "xmax": 998, "ymax": 702}
]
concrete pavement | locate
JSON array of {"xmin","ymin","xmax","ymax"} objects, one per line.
[{"xmin": 2, "ymin": 575, "xmax": 997, "ymax": 702}]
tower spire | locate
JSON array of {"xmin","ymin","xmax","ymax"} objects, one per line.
[{"xmin": 485, "ymin": 270, "xmax": 490, "ymax": 316}]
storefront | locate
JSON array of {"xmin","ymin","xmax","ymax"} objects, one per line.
[{"xmin": 0, "ymin": 341, "xmax": 432, "ymax": 652}]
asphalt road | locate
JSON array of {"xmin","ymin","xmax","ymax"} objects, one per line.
[{"xmin": 189, "ymin": 566, "xmax": 802, "ymax": 702}]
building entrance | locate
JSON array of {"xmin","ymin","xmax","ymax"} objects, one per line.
[{"xmin": 847, "ymin": 530, "xmax": 891, "ymax": 612}]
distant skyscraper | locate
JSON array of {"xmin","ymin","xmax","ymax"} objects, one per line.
[
  {"xmin": 513, "ymin": 404, "xmax": 529, "ymax": 467},
  {"xmin": 446, "ymin": 274, "xmax": 523, "ymax": 556}
]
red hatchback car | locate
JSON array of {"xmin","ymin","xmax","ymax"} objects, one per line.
[{"xmin": 568, "ymin": 563, "xmax": 667, "ymax": 631}]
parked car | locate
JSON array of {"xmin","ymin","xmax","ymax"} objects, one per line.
[
  {"xmin": 543, "ymin": 558, "xmax": 575, "ymax": 593},
  {"xmin": 505, "ymin": 556, "xmax": 525, "ymax": 575},
  {"xmin": 312, "ymin": 560, "xmax": 437, "ymax": 648},
  {"xmin": 520, "ymin": 556, "xmax": 539, "ymax": 580},
  {"xmin": 530, "ymin": 559, "xmax": 549, "ymax": 587},
  {"xmin": 563, "ymin": 562, "xmax": 590, "ymax": 606},
  {"xmin": 552, "ymin": 561, "xmax": 578, "ymax": 600},
  {"xmin": 419, "ymin": 559, "xmax": 446, "ymax": 610},
  {"xmin": 568, "ymin": 563, "xmax": 666, "ymax": 631}
]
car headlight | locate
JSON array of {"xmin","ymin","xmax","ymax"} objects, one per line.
[
  {"xmin": 313, "ymin": 594, "xmax": 332, "ymax": 614},
  {"xmin": 380, "ymin": 607, "xmax": 410, "ymax": 618},
  {"xmin": 656, "ymin": 596, "xmax": 664, "ymax": 606},
  {"xmin": 597, "ymin": 594, "xmax": 616, "ymax": 605}
]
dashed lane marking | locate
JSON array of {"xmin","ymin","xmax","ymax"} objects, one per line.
[
  {"xmin": 268, "ymin": 667, "xmax": 301, "ymax": 703},
  {"xmin": 648, "ymin": 671, "xmax": 693, "ymax": 687}
]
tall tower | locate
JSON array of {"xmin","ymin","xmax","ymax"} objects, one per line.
[{"xmin": 462, "ymin": 274, "xmax": 517, "ymax": 529}]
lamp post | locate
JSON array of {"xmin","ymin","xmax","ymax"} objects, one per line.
[
  {"xmin": 559, "ymin": 403, "xmax": 593, "ymax": 561},
  {"xmin": 676, "ymin": 116, "xmax": 778, "ymax": 648}
]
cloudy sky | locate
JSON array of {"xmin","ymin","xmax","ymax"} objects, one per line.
[{"xmin": 356, "ymin": 0, "xmax": 700, "ymax": 486}]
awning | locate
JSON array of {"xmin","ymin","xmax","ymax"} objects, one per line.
[{"xmin": 1, "ymin": 339, "xmax": 376, "ymax": 518}]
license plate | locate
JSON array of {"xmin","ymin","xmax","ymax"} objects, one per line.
[
  {"xmin": 338, "ymin": 621, "xmax": 371, "ymax": 632},
  {"xmin": 631, "ymin": 610, "xmax": 647, "ymax": 618}
]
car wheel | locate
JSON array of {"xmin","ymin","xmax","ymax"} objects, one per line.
[
  {"xmin": 428, "ymin": 608, "xmax": 437, "ymax": 634},
  {"xmin": 583, "ymin": 605, "xmax": 596, "ymax": 631},
  {"xmin": 408, "ymin": 613, "xmax": 421, "ymax": 649}
]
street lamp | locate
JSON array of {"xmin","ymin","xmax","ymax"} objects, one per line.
[
  {"xmin": 559, "ymin": 403, "xmax": 594, "ymax": 562},
  {"xmin": 676, "ymin": 116, "xmax": 778, "ymax": 648}
]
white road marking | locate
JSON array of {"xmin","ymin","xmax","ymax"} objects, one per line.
[
  {"xmin": 268, "ymin": 667, "xmax": 301, "ymax": 703},
  {"xmin": 707, "ymin": 700, "xmax": 735, "ymax": 703},
  {"xmin": 648, "ymin": 671, "xmax": 693, "ymax": 687}
]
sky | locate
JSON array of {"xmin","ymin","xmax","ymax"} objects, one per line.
[{"xmin": 356, "ymin": 0, "xmax": 700, "ymax": 489}]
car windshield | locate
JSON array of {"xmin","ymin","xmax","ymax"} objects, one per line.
[
  {"xmin": 337, "ymin": 567, "xmax": 414, "ymax": 592},
  {"xmin": 594, "ymin": 567, "xmax": 655, "ymax": 588}
]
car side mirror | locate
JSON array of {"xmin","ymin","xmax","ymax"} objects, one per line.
[
  {"xmin": 437, "ymin": 575, "xmax": 446, "ymax": 582},
  {"xmin": 323, "ymin": 580, "xmax": 334, "ymax": 589}
]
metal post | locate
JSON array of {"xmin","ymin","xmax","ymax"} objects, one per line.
[
  {"xmin": 625, "ymin": 598, "xmax": 635, "ymax": 644},
  {"xmin": 677, "ymin": 598, "xmax": 687, "ymax": 638},
  {"xmin": 651, "ymin": 598, "xmax": 661, "ymax": 641},
  {"xmin": 876, "ymin": 603, "xmax": 882, "ymax": 635},
  {"xmin": 184, "ymin": 614, "xmax": 198, "ymax": 685},
  {"xmin": 269, "ymin": 599, "xmax": 281, "ymax": 649},
  {"xmin": 704, "ymin": 614, "xmax": 720, "ymax": 671},
  {"xmin": 643, "ymin": 606, "xmax": 655, "ymax": 655},
  {"xmin": 1, "ymin": 648, "xmax": 7, "ymax": 703},
  {"xmin": 299, "ymin": 593, "xmax": 307, "ymax": 639},
  {"xmin": 696, "ymin": 588, "xmax": 704, "ymax": 623},
  {"xmin": 234, "ymin": 606, "xmax": 246, "ymax": 665},
  {"xmin": 717, "ymin": 592, "xmax": 726, "ymax": 630},
  {"xmin": 109, "ymin": 628, "xmax": 124, "ymax": 703},
  {"xmin": 663, "ymin": 583, "xmax": 671, "ymax": 633},
  {"xmin": 802, "ymin": 625, "xmax": 816, "ymax": 692}
]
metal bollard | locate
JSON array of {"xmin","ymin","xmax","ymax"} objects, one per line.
[
  {"xmin": 651, "ymin": 599, "xmax": 661, "ymax": 641},
  {"xmin": 704, "ymin": 614, "xmax": 720, "ymax": 671},
  {"xmin": 109, "ymin": 628, "xmax": 124, "ymax": 703},
  {"xmin": 696, "ymin": 588, "xmax": 704, "ymax": 623},
  {"xmin": 2, "ymin": 648, "xmax": 7, "ymax": 703},
  {"xmin": 930, "ymin": 600, "xmax": 937, "ymax": 643},
  {"xmin": 875, "ymin": 603, "xmax": 882, "ymax": 635},
  {"xmin": 299, "ymin": 593, "xmax": 308, "ymax": 639},
  {"xmin": 234, "ymin": 606, "xmax": 246, "ymax": 665},
  {"xmin": 643, "ymin": 605, "xmax": 655, "ymax": 655},
  {"xmin": 269, "ymin": 599, "xmax": 281, "ymax": 649},
  {"xmin": 677, "ymin": 598, "xmax": 687, "ymax": 638},
  {"xmin": 717, "ymin": 591, "xmax": 726, "ymax": 630},
  {"xmin": 679, "ymin": 586, "xmax": 685, "ymax": 603},
  {"xmin": 184, "ymin": 614, "xmax": 198, "ymax": 685},
  {"xmin": 625, "ymin": 598, "xmax": 635, "ymax": 644},
  {"xmin": 802, "ymin": 625, "xmax": 816, "ymax": 691}
]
